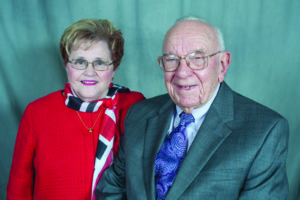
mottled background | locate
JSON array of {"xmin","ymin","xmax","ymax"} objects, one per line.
[{"xmin": 0, "ymin": 0, "xmax": 299, "ymax": 199}]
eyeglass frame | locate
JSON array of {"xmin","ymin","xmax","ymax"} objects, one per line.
[
  {"xmin": 158, "ymin": 50, "xmax": 223, "ymax": 72},
  {"xmin": 67, "ymin": 58, "xmax": 115, "ymax": 71}
]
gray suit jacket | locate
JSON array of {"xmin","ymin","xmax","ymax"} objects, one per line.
[{"xmin": 96, "ymin": 82, "xmax": 289, "ymax": 200}]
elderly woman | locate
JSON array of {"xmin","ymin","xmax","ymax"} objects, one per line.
[{"xmin": 6, "ymin": 19, "xmax": 145, "ymax": 199}]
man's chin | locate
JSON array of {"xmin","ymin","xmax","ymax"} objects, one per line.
[{"xmin": 176, "ymin": 102, "xmax": 201, "ymax": 113}]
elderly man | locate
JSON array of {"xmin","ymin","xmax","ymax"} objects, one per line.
[{"xmin": 96, "ymin": 17, "xmax": 289, "ymax": 199}]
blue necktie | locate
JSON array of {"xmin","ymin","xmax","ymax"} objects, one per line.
[{"xmin": 155, "ymin": 112, "xmax": 195, "ymax": 200}]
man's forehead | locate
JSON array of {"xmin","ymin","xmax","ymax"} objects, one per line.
[
  {"xmin": 163, "ymin": 21, "xmax": 217, "ymax": 54},
  {"xmin": 168, "ymin": 20, "xmax": 214, "ymax": 36}
]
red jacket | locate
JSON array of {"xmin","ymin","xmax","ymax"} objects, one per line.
[{"xmin": 7, "ymin": 89, "xmax": 145, "ymax": 200}]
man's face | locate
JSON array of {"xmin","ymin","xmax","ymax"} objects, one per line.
[{"xmin": 162, "ymin": 20, "xmax": 230, "ymax": 113}]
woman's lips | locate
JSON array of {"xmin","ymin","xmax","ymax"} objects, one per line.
[{"xmin": 81, "ymin": 80, "xmax": 98, "ymax": 85}]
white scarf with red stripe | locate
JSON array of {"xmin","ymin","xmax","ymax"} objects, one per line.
[{"xmin": 64, "ymin": 83, "xmax": 129, "ymax": 199}]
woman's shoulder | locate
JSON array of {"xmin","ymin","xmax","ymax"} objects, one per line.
[
  {"xmin": 28, "ymin": 90, "xmax": 64, "ymax": 108},
  {"xmin": 117, "ymin": 90, "xmax": 145, "ymax": 108}
]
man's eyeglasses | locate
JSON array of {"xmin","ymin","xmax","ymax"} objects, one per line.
[
  {"xmin": 158, "ymin": 51, "xmax": 223, "ymax": 72},
  {"xmin": 67, "ymin": 58, "xmax": 114, "ymax": 71}
]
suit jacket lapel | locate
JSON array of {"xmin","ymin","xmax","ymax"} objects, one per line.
[
  {"xmin": 166, "ymin": 82, "xmax": 234, "ymax": 200},
  {"xmin": 143, "ymin": 96, "xmax": 175, "ymax": 200}
]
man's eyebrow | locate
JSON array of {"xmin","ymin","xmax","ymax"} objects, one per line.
[
  {"xmin": 192, "ymin": 49, "xmax": 206, "ymax": 54},
  {"xmin": 163, "ymin": 49, "xmax": 206, "ymax": 56}
]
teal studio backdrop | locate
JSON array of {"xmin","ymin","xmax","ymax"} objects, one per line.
[{"xmin": 1, "ymin": 0, "xmax": 299, "ymax": 199}]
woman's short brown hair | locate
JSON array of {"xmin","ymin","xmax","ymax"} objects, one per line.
[{"xmin": 59, "ymin": 19, "xmax": 124, "ymax": 70}]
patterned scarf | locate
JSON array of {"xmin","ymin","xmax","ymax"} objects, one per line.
[{"xmin": 64, "ymin": 83, "xmax": 129, "ymax": 199}]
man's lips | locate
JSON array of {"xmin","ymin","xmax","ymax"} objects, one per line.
[
  {"xmin": 81, "ymin": 80, "xmax": 98, "ymax": 85},
  {"xmin": 176, "ymin": 84, "xmax": 197, "ymax": 90},
  {"xmin": 181, "ymin": 86, "xmax": 191, "ymax": 89}
]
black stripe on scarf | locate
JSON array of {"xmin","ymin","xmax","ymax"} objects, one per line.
[
  {"xmin": 86, "ymin": 102, "xmax": 98, "ymax": 112},
  {"xmin": 68, "ymin": 96, "xmax": 83, "ymax": 111},
  {"xmin": 107, "ymin": 84, "xmax": 129, "ymax": 97}
]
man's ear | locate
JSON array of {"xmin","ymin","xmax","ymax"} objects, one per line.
[{"xmin": 218, "ymin": 51, "xmax": 231, "ymax": 82}]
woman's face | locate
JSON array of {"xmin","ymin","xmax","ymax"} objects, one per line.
[{"xmin": 66, "ymin": 40, "xmax": 115, "ymax": 102}]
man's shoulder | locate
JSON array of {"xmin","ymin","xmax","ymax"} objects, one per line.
[
  {"xmin": 227, "ymin": 88, "xmax": 286, "ymax": 125},
  {"xmin": 132, "ymin": 93, "xmax": 170, "ymax": 108},
  {"xmin": 220, "ymin": 82, "xmax": 283, "ymax": 118},
  {"xmin": 126, "ymin": 93, "xmax": 171, "ymax": 118},
  {"xmin": 215, "ymin": 82, "xmax": 287, "ymax": 128},
  {"xmin": 233, "ymin": 90, "xmax": 283, "ymax": 118}
]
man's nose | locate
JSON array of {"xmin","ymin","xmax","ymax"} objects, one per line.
[{"xmin": 175, "ymin": 58, "xmax": 192, "ymax": 75}]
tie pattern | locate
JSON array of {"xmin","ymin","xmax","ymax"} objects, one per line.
[{"xmin": 155, "ymin": 112, "xmax": 195, "ymax": 200}]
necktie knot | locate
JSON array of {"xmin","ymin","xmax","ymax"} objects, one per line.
[{"xmin": 179, "ymin": 112, "xmax": 195, "ymax": 126}]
